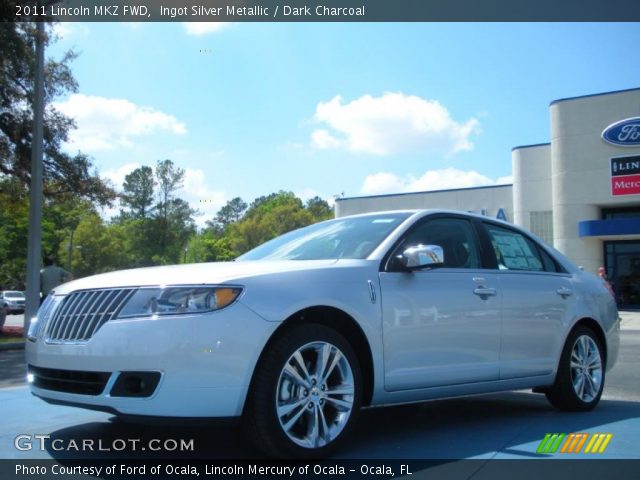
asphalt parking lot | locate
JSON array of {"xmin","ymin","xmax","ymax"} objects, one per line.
[{"xmin": 1, "ymin": 313, "xmax": 639, "ymax": 465}]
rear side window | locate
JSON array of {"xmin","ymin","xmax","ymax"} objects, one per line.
[{"xmin": 485, "ymin": 224, "xmax": 545, "ymax": 272}]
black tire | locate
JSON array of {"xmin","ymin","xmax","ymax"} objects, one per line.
[
  {"xmin": 243, "ymin": 324, "xmax": 362, "ymax": 458},
  {"xmin": 546, "ymin": 325, "xmax": 605, "ymax": 412}
]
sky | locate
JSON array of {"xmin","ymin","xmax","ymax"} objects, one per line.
[{"xmin": 48, "ymin": 22, "xmax": 640, "ymax": 226}]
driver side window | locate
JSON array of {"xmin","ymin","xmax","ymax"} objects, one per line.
[{"xmin": 395, "ymin": 217, "xmax": 482, "ymax": 269}]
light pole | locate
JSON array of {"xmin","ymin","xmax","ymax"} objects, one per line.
[
  {"xmin": 67, "ymin": 229, "xmax": 74, "ymax": 270},
  {"xmin": 24, "ymin": 19, "xmax": 46, "ymax": 334}
]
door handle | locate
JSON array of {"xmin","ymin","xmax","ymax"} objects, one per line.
[
  {"xmin": 556, "ymin": 287, "xmax": 573, "ymax": 298},
  {"xmin": 474, "ymin": 287, "xmax": 497, "ymax": 297}
]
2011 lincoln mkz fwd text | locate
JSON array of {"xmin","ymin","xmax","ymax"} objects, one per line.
[{"xmin": 26, "ymin": 210, "xmax": 619, "ymax": 457}]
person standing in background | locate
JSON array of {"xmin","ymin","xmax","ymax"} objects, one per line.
[
  {"xmin": 597, "ymin": 266, "xmax": 615, "ymax": 300},
  {"xmin": 40, "ymin": 257, "xmax": 73, "ymax": 303}
]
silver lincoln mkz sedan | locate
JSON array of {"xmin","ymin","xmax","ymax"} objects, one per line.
[{"xmin": 26, "ymin": 210, "xmax": 619, "ymax": 457}]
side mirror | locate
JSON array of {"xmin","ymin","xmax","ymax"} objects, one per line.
[{"xmin": 398, "ymin": 244, "xmax": 444, "ymax": 270}]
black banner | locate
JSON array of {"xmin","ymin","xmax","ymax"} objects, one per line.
[
  {"xmin": 3, "ymin": 459, "xmax": 640, "ymax": 480},
  {"xmin": 6, "ymin": 0, "xmax": 640, "ymax": 22},
  {"xmin": 611, "ymin": 156, "xmax": 640, "ymax": 177}
]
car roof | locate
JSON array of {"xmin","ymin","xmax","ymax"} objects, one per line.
[{"xmin": 340, "ymin": 208, "xmax": 513, "ymax": 226}]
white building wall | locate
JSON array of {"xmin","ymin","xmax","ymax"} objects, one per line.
[
  {"xmin": 335, "ymin": 185, "xmax": 513, "ymax": 221},
  {"xmin": 551, "ymin": 89, "xmax": 640, "ymax": 274},
  {"xmin": 512, "ymin": 143, "xmax": 553, "ymax": 231}
]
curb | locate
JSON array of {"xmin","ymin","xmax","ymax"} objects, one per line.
[{"xmin": 0, "ymin": 341, "xmax": 25, "ymax": 351}]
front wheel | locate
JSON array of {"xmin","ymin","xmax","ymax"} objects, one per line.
[
  {"xmin": 243, "ymin": 324, "xmax": 362, "ymax": 458},
  {"xmin": 546, "ymin": 325, "xmax": 605, "ymax": 411}
]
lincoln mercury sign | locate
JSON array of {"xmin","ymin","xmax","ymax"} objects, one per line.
[
  {"xmin": 611, "ymin": 155, "xmax": 640, "ymax": 196},
  {"xmin": 602, "ymin": 117, "xmax": 640, "ymax": 147}
]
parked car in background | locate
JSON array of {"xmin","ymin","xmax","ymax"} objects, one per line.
[
  {"xmin": 1, "ymin": 290, "xmax": 26, "ymax": 314},
  {"xmin": 26, "ymin": 210, "xmax": 619, "ymax": 457}
]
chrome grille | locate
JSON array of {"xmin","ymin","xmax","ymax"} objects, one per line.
[{"xmin": 45, "ymin": 289, "xmax": 136, "ymax": 343}]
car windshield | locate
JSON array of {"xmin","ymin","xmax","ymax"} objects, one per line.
[
  {"xmin": 4, "ymin": 291, "xmax": 24, "ymax": 298},
  {"xmin": 237, "ymin": 213, "xmax": 411, "ymax": 261}
]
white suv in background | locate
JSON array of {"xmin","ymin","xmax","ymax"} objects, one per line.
[{"xmin": 1, "ymin": 290, "xmax": 26, "ymax": 314}]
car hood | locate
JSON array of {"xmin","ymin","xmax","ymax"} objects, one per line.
[{"xmin": 52, "ymin": 260, "xmax": 340, "ymax": 295}]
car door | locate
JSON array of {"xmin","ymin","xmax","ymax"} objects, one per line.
[
  {"xmin": 481, "ymin": 222, "xmax": 575, "ymax": 379},
  {"xmin": 379, "ymin": 215, "xmax": 501, "ymax": 391}
]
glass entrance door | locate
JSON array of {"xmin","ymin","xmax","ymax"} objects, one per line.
[{"xmin": 605, "ymin": 240, "xmax": 640, "ymax": 309}]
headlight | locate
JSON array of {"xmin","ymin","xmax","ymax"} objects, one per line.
[{"xmin": 116, "ymin": 286, "xmax": 242, "ymax": 319}]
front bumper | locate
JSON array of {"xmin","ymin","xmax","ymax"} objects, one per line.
[{"xmin": 26, "ymin": 301, "xmax": 275, "ymax": 418}]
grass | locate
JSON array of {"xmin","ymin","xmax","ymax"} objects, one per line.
[{"xmin": 0, "ymin": 336, "xmax": 24, "ymax": 344}]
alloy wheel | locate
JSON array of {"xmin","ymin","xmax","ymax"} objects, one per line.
[
  {"xmin": 570, "ymin": 334, "xmax": 603, "ymax": 403},
  {"xmin": 275, "ymin": 341, "xmax": 355, "ymax": 449}
]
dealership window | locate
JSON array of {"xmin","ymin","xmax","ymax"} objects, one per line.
[
  {"xmin": 529, "ymin": 210, "xmax": 554, "ymax": 245},
  {"xmin": 602, "ymin": 206, "xmax": 640, "ymax": 220},
  {"xmin": 602, "ymin": 208, "xmax": 640, "ymax": 308},
  {"xmin": 605, "ymin": 240, "xmax": 640, "ymax": 309}
]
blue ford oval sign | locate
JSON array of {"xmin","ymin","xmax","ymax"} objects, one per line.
[{"xmin": 602, "ymin": 117, "xmax": 640, "ymax": 146}]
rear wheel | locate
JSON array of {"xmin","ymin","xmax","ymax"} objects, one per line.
[
  {"xmin": 546, "ymin": 325, "xmax": 605, "ymax": 411},
  {"xmin": 243, "ymin": 324, "xmax": 362, "ymax": 458}
]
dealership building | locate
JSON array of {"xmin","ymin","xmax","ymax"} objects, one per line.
[{"xmin": 335, "ymin": 88, "xmax": 640, "ymax": 308}]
